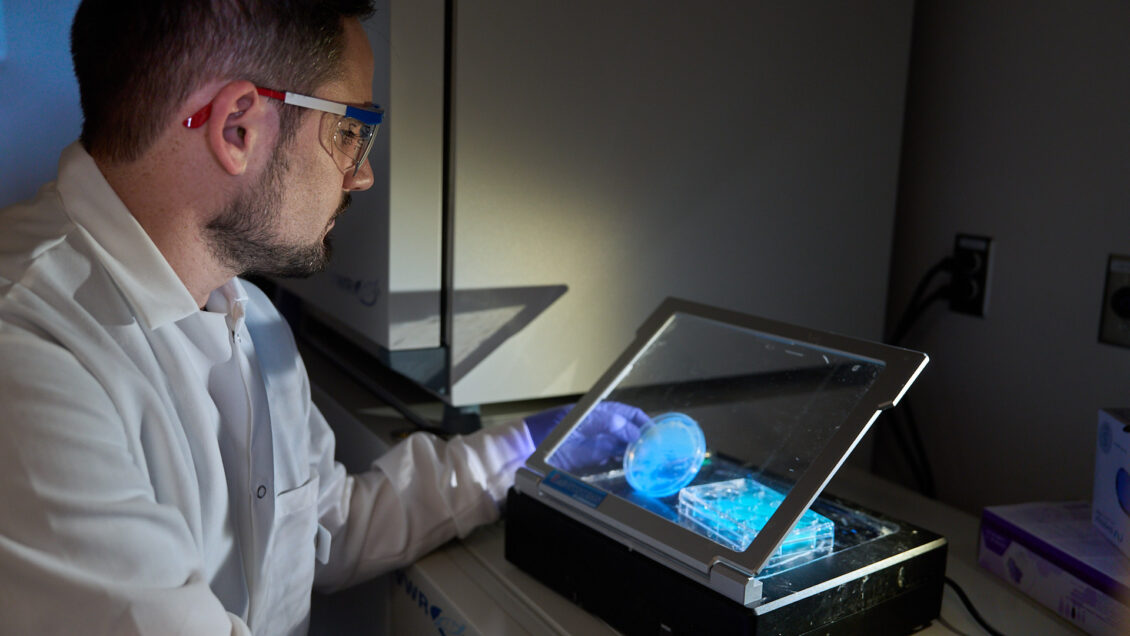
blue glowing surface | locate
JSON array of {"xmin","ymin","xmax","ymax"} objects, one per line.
[
  {"xmin": 677, "ymin": 477, "xmax": 834, "ymax": 568},
  {"xmin": 623, "ymin": 412, "xmax": 706, "ymax": 498}
]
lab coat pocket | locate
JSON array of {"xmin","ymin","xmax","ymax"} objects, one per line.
[
  {"xmin": 274, "ymin": 474, "xmax": 319, "ymax": 517},
  {"xmin": 257, "ymin": 474, "xmax": 320, "ymax": 636}
]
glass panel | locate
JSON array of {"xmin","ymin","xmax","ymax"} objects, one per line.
[{"xmin": 546, "ymin": 312, "xmax": 886, "ymax": 574}]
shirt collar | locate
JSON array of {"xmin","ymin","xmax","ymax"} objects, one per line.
[
  {"xmin": 55, "ymin": 142, "xmax": 201, "ymax": 330},
  {"xmin": 205, "ymin": 278, "xmax": 250, "ymax": 333}
]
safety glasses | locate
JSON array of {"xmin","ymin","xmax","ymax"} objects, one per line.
[{"xmin": 183, "ymin": 86, "xmax": 384, "ymax": 176}]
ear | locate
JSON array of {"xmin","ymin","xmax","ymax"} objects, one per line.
[{"xmin": 204, "ymin": 81, "xmax": 274, "ymax": 176}]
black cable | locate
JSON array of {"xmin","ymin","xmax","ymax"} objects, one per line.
[
  {"xmin": 945, "ymin": 576, "xmax": 1006, "ymax": 636},
  {"xmin": 884, "ymin": 406, "xmax": 931, "ymax": 497},
  {"xmin": 887, "ymin": 266, "xmax": 1000, "ymax": 632},
  {"xmin": 890, "ymin": 285, "xmax": 953, "ymax": 499},
  {"xmin": 878, "ymin": 259, "xmax": 953, "ymax": 498},
  {"xmin": 882, "ymin": 285, "xmax": 949, "ymax": 496},
  {"xmin": 899, "ymin": 400, "xmax": 936, "ymax": 498},
  {"xmin": 890, "ymin": 283, "xmax": 951, "ymax": 347},
  {"xmin": 887, "ymin": 257, "xmax": 954, "ymax": 345},
  {"xmin": 893, "ymin": 285, "xmax": 948, "ymax": 497}
]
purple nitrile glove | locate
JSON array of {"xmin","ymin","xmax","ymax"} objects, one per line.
[{"xmin": 524, "ymin": 401, "xmax": 649, "ymax": 472}]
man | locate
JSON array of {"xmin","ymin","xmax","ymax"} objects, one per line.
[{"xmin": 0, "ymin": 1, "xmax": 645, "ymax": 634}]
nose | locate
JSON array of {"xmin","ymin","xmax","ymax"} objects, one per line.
[{"xmin": 343, "ymin": 158, "xmax": 375, "ymax": 191}]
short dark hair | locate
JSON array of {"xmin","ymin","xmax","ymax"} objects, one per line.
[{"xmin": 70, "ymin": 0, "xmax": 375, "ymax": 163}]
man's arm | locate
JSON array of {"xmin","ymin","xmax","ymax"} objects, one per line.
[
  {"xmin": 310, "ymin": 417, "xmax": 534, "ymax": 590},
  {"xmin": 0, "ymin": 330, "xmax": 249, "ymax": 635}
]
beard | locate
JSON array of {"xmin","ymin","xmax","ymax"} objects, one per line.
[{"xmin": 205, "ymin": 149, "xmax": 352, "ymax": 279}]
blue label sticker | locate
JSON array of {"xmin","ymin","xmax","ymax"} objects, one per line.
[{"xmin": 543, "ymin": 470, "xmax": 607, "ymax": 508}]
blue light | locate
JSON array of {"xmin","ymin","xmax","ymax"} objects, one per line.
[
  {"xmin": 623, "ymin": 412, "xmax": 705, "ymax": 498},
  {"xmin": 678, "ymin": 477, "xmax": 834, "ymax": 568}
]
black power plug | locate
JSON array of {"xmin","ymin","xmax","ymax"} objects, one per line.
[{"xmin": 949, "ymin": 234, "xmax": 993, "ymax": 316}]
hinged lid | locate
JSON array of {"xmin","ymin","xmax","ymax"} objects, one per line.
[{"xmin": 516, "ymin": 298, "xmax": 928, "ymax": 605}]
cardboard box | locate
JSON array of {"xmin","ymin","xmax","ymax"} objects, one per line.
[
  {"xmin": 979, "ymin": 502, "xmax": 1130, "ymax": 636},
  {"xmin": 1094, "ymin": 408, "xmax": 1130, "ymax": 559}
]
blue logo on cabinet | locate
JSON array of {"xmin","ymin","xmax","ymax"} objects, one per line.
[{"xmin": 394, "ymin": 570, "xmax": 467, "ymax": 635}]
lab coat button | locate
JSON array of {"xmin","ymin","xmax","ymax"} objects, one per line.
[{"xmin": 256, "ymin": 485, "xmax": 267, "ymax": 498}]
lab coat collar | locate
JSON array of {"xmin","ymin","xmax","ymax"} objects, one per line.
[
  {"xmin": 206, "ymin": 278, "xmax": 250, "ymax": 334},
  {"xmin": 55, "ymin": 142, "xmax": 200, "ymax": 330}
]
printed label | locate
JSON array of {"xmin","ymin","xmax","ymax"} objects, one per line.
[
  {"xmin": 543, "ymin": 470, "xmax": 607, "ymax": 508},
  {"xmin": 394, "ymin": 570, "xmax": 467, "ymax": 636}
]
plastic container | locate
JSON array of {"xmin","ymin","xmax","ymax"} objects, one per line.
[{"xmin": 678, "ymin": 477, "xmax": 834, "ymax": 571}]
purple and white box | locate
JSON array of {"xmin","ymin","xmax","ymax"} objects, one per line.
[
  {"xmin": 1094, "ymin": 408, "xmax": 1130, "ymax": 559},
  {"xmin": 978, "ymin": 502, "xmax": 1130, "ymax": 636}
]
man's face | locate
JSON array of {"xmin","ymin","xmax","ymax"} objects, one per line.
[{"xmin": 206, "ymin": 18, "xmax": 376, "ymax": 279}]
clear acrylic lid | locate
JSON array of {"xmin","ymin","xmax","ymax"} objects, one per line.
[{"xmin": 519, "ymin": 299, "xmax": 928, "ymax": 598}]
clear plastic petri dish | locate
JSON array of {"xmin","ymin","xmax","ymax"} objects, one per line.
[{"xmin": 623, "ymin": 412, "xmax": 706, "ymax": 498}]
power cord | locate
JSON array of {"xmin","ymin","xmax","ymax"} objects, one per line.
[
  {"xmin": 886, "ymin": 397, "xmax": 936, "ymax": 498},
  {"xmin": 945, "ymin": 577, "xmax": 1006, "ymax": 636},
  {"xmin": 879, "ymin": 257, "xmax": 955, "ymax": 498},
  {"xmin": 886, "ymin": 265, "xmax": 1005, "ymax": 634},
  {"xmin": 887, "ymin": 257, "xmax": 953, "ymax": 345}
]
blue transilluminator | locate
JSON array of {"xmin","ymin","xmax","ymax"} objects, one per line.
[
  {"xmin": 623, "ymin": 412, "xmax": 706, "ymax": 498},
  {"xmin": 677, "ymin": 477, "xmax": 834, "ymax": 570}
]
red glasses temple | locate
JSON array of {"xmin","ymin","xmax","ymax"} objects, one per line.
[{"xmin": 183, "ymin": 88, "xmax": 285, "ymax": 128}]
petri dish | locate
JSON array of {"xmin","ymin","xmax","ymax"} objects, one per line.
[{"xmin": 623, "ymin": 412, "xmax": 706, "ymax": 497}]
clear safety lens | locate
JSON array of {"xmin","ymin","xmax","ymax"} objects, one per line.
[{"xmin": 322, "ymin": 113, "xmax": 378, "ymax": 175}]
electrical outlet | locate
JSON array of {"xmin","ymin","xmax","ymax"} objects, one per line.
[
  {"xmin": 949, "ymin": 234, "xmax": 992, "ymax": 316},
  {"xmin": 1099, "ymin": 254, "xmax": 1130, "ymax": 348}
]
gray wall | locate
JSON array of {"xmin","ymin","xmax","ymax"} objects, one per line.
[
  {"xmin": 884, "ymin": 0, "xmax": 1130, "ymax": 514},
  {"xmin": 445, "ymin": 1, "xmax": 914, "ymax": 405}
]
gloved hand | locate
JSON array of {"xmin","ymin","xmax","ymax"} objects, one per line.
[{"xmin": 524, "ymin": 401, "xmax": 650, "ymax": 472}]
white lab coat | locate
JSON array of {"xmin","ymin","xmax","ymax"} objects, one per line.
[{"xmin": 0, "ymin": 143, "xmax": 534, "ymax": 635}]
